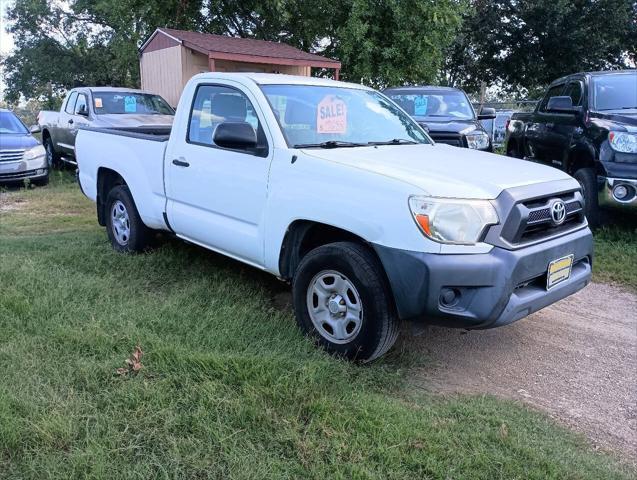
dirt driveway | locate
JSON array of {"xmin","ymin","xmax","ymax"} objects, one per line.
[{"xmin": 404, "ymin": 282, "xmax": 637, "ymax": 460}]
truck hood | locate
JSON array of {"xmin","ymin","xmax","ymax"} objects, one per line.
[
  {"xmin": 302, "ymin": 143, "xmax": 575, "ymax": 199},
  {"xmin": 94, "ymin": 114, "xmax": 174, "ymax": 127},
  {"xmin": 590, "ymin": 110, "xmax": 637, "ymax": 130},
  {"xmin": 411, "ymin": 117, "xmax": 482, "ymax": 134}
]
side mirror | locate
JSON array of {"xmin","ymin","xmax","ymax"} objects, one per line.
[
  {"xmin": 76, "ymin": 104, "xmax": 89, "ymax": 117},
  {"xmin": 478, "ymin": 107, "xmax": 496, "ymax": 120},
  {"xmin": 29, "ymin": 125, "xmax": 41, "ymax": 134},
  {"xmin": 213, "ymin": 122, "xmax": 257, "ymax": 151},
  {"xmin": 546, "ymin": 96, "xmax": 580, "ymax": 114}
]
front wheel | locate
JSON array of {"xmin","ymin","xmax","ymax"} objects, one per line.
[
  {"xmin": 573, "ymin": 167, "xmax": 600, "ymax": 228},
  {"xmin": 43, "ymin": 137, "xmax": 61, "ymax": 169},
  {"xmin": 292, "ymin": 242, "xmax": 399, "ymax": 362},
  {"xmin": 105, "ymin": 185, "xmax": 153, "ymax": 253}
]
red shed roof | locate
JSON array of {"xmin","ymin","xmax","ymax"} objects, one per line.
[{"xmin": 140, "ymin": 28, "xmax": 341, "ymax": 69}]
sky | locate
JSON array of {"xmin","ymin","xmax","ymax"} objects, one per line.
[{"xmin": 0, "ymin": 0, "xmax": 14, "ymax": 55}]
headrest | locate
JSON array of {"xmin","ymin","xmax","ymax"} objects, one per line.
[
  {"xmin": 211, "ymin": 94, "xmax": 247, "ymax": 121},
  {"xmin": 284, "ymin": 98, "xmax": 316, "ymax": 126}
]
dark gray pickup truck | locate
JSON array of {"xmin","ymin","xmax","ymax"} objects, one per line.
[
  {"xmin": 505, "ymin": 70, "xmax": 637, "ymax": 225},
  {"xmin": 38, "ymin": 87, "xmax": 175, "ymax": 168}
]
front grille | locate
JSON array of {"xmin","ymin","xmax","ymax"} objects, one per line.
[
  {"xmin": 0, "ymin": 149, "xmax": 25, "ymax": 162},
  {"xmin": 424, "ymin": 128, "xmax": 465, "ymax": 147},
  {"xmin": 498, "ymin": 190, "xmax": 586, "ymax": 247}
]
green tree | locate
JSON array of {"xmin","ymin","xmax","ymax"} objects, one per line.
[
  {"xmin": 2, "ymin": 0, "xmax": 204, "ymax": 102},
  {"xmin": 2, "ymin": 0, "xmax": 463, "ymax": 102},
  {"xmin": 443, "ymin": 0, "xmax": 637, "ymax": 97},
  {"xmin": 336, "ymin": 0, "xmax": 462, "ymax": 87}
]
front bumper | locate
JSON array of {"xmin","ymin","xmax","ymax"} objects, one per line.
[
  {"xmin": 374, "ymin": 226, "xmax": 593, "ymax": 329},
  {"xmin": 0, "ymin": 157, "xmax": 48, "ymax": 184},
  {"xmin": 598, "ymin": 176, "xmax": 637, "ymax": 209}
]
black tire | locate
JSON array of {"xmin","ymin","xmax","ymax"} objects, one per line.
[
  {"xmin": 292, "ymin": 242, "xmax": 399, "ymax": 362},
  {"xmin": 506, "ymin": 140, "xmax": 523, "ymax": 159},
  {"xmin": 105, "ymin": 185, "xmax": 153, "ymax": 253},
  {"xmin": 573, "ymin": 167, "xmax": 600, "ymax": 228},
  {"xmin": 43, "ymin": 136, "xmax": 61, "ymax": 169},
  {"xmin": 34, "ymin": 175, "xmax": 49, "ymax": 187}
]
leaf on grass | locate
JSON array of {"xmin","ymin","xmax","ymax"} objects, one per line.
[
  {"xmin": 499, "ymin": 423, "xmax": 509, "ymax": 439},
  {"xmin": 116, "ymin": 345, "xmax": 144, "ymax": 376}
]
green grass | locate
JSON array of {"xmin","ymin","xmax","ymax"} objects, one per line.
[
  {"xmin": 0, "ymin": 173, "xmax": 634, "ymax": 479},
  {"xmin": 593, "ymin": 207, "xmax": 637, "ymax": 289}
]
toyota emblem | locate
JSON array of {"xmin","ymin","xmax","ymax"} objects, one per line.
[{"xmin": 550, "ymin": 200, "xmax": 566, "ymax": 225}]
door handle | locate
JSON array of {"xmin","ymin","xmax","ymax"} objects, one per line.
[
  {"xmin": 546, "ymin": 122, "xmax": 554, "ymax": 129},
  {"xmin": 172, "ymin": 158, "xmax": 190, "ymax": 167}
]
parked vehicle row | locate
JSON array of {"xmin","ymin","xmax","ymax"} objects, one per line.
[
  {"xmin": 75, "ymin": 72, "xmax": 593, "ymax": 362},
  {"xmin": 384, "ymin": 85, "xmax": 496, "ymax": 151},
  {"xmin": 38, "ymin": 87, "xmax": 175, "ymax": 168},
  {"xmin": 505, "ymin": 69, "xmax": 637, "ymax": 225}
]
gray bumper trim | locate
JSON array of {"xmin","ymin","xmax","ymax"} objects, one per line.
[
  {"xmin": 373, "ymin": 226, "xmax": 593, "ymax": 329},
  {"xmin": 598, "ymin": 176, "xmax": 637, "ymax": 209}
]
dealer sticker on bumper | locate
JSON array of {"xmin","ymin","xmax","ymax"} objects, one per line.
[{"xmin": 547, "ymin": 254, "xmax": 574, "ymax": 290}]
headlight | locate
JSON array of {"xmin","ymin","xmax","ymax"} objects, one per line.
[
  {"xmin": 609, "ymin": 131, "xmax": 637, "ymax": 153},
  {"xmin": 23, "ymin": 145, "xmax": 46, "ymax": 161},
  {"xmin": 465, "ymin": 130, "xmax": 490, "ymax": 150},
  {"xmin": 409, "ymin": 196, "xmax": 499, "ymax": 245}
]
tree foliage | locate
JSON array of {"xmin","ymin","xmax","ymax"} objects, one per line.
[
  {"xmin": 443, "ymin": 0, "xmax": 637, "ymax": 97},
  {"xmin": 2, "ymin": 0, "xmax": 463, "ymax": 103}
]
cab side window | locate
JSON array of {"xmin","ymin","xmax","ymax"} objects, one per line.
[
  {"xmin": 74, "ymin": 94, "xmax": 88, "ymax": 115},
  {"xmin": 538, "ymin": 85, "xmax": 564, "ymax": 112},
  {"xmin": 188, "ymin": 85, "xmax": 268, "ymax": 157},
  {"xmin": 563, "ymin": 81, "xmax": 583, "ymax": 107},
  {"xmin": 65, "ymin": 92, "xmax": 78, "ymax": 114}
]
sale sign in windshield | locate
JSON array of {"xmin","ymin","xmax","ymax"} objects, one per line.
[{"xmin": 317, "ymin": 95, "xmax": 347, "ymax": 134}]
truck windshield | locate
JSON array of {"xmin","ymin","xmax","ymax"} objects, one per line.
[
  {"xmin": 592, "ymin": 74, "xmax": 637, "ymax": 111},
  {"xmin": 0, "ymin": 111, "xmax": 28, "ymax": 134},
  {"xmin": 261, "ymin": 84, "xmax": 430, "ymax": 148},
  {"xmin": 385, "ymin": 90, "xmax": 475, "ymax": 120},
  {"xmin": 92, "ymin": 92, "xmax": 175, "ymax": 115}
]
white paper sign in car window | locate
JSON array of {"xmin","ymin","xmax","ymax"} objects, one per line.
[{"xmin": 317, "ymin": 95, "xmax": 347, "ymax": 134}]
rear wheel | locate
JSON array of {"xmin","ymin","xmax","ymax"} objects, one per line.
[
  {"xmin": 292, "ymin": 242, "xmax": 398, "ymax": 362},
  {"xmin": 105, "ymin": 185, "xmax": 153, "ymax": 252},
  {"xmin": 573, "ymin": 167, "xmax": 600, "ymax": 228}
]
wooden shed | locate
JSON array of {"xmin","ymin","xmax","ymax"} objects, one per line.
[{"xmin": 139, "ymin": 28, "xmax": 342, "ymax": 106}]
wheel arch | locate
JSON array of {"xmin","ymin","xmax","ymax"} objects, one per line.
[
  {"xmin": 566, "ymin": 144, "xmax": 596, "ymax": 176},
  {"xmin": 96, "ymin": 167, "xmax": 128, "ymax": 226},
  {"xmin": 278, "ymin": 220, "xmax": 380, "ymax": 281}
]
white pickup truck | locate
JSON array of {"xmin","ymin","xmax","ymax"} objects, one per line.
[{"xmin": 76, "ymin": 73, "xmax": 593, "ymax": 362}]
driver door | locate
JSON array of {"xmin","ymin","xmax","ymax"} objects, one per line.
[{"xmin": 164, "ymin": 84, "xmax": 271, "ymax": 267}]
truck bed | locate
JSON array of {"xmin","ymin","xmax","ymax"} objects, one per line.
[
  {"xmin": 75, "ymin": 127, "xmax": 170, "ymax": 231},
  {"xmin": 80, "ymin": 126, "xmax": 172, "ymax": 142}
]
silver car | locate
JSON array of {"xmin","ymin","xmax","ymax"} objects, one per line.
[
  {"xmin": 0, "ymin": 109, "xmax": 48, "ymax": 186},
  {"xmin": 38, "ymin": 87, "xmax": 175, "ymax": 168}
]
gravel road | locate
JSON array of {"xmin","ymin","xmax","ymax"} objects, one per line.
[{"xmin": 404, "ymin": 282, "xmax": 637, "ymax": 460}]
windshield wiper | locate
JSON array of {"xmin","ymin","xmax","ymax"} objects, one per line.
[
  {"xmin": 367, "ymin": 138, "xmax": 419, "ymax": 146},
  {"xmin": 293, "ymin": 140, "xmax": 367, "ymax": 149}
]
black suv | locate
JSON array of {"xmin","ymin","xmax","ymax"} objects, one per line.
[
  {"xmin": 383, "ymin": 86, "xmax": 496, "ymax": 151},
  {"xmin": 505, "ymin": 70, "xmax": 637, "ymax": 225}
]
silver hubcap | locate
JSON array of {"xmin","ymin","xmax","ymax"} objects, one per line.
[
  {"xmin": 45, "ymin": 143, "xmax": 53, "ymax": 167},
  {"xmin": 306, "ymin": 270, "xmax": 363, "ymax": 344},
  {"xmin": 111, "ymin": 200, "xmax": 130, "ymax": 245}
]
